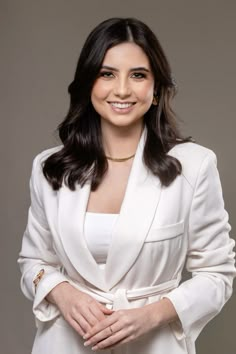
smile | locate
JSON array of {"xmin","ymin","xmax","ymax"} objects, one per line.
[{"xmin": 110, "ymin": 102, "xmax": 135, "ymax": 109}]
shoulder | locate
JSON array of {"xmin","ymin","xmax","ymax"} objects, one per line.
[
  {"xmin": 168, "ymin": 142, "xmax": 217, "ymax": 188},
  {"xmin": 31, "ymin": 145, "xmax": 63, "ymax": 183},
  {"xmin": 169, "ymin": 141, "xmax": 216, "ymax": 162},
  {"xmin": 33, "ymin": 145, "xmax": 63, "ymax": 166}
]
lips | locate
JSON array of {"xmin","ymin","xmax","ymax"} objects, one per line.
[
  {"xmin": 108, "ymin": 101, "xmax": 136, "ymax": 111},
  {"xmin": 110, "ymin": 102, "xmax": 134, "ymax": 109}
]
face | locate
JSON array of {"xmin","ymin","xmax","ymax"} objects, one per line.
[{"xmin": 91, "ymin": 42, "xmax": 155, "ymax": 130}]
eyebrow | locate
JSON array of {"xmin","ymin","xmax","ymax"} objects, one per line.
[{"xmin": 101, "ymin": 65, "xmax": 150, "ymax": 73}]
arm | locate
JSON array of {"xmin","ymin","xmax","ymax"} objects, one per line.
[
  {"xmin": 82, "ymin": 151, "xmax": 236, "ymax": 350},
  {"xmin": 165, "ymin": 151, "xmax": 236, "ymax": 341},
  {"xmin": 18, "ymin": 154, "xmax": 112, "ymax": 330},
  {"xmin": 18, "ymin": 154, "xmax": 69, "ymax": 322}
]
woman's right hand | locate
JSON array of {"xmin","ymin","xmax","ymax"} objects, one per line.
[{"xmin": 46, "ymin": 282, "xmax": 113, "ymax": 336}]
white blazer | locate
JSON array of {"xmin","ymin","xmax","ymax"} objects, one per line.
[{"xmin": 18, "ymin": 131, "xmax": 236, "ymax": 354}]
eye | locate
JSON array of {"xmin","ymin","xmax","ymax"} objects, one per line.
[
  {"xmin": 131, "ymin": 72, "xmax": 146, "ymax": 79},
  {"xmin": 99, "ymin": 71, "xmax": 114, "ymax": 78}
]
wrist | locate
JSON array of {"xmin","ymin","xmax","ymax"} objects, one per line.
[
  {"xmin": 46, "ymin": 281, "xmax": 70, "ymax": 305},
  {"xmin": 145, "ymin": 298, "xmax": 179, "ymax": 329}
]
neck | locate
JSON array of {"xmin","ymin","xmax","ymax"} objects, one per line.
[{"xmin": 101, "ymin": 122, "xmax": 144, "ymax": 158}]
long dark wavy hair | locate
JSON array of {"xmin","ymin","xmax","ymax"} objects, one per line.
[{"xmin": 43, "ymin": 17, "xmax": 192, "ymax": 191}]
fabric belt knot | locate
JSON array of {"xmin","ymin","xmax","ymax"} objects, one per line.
[
  {"xmin": 71, "ymin": 275, "xmax": 181, "ymax": 310},
  {"xmin": 113, "ymin": 289, "xmax": 129, "ymax": 310}
]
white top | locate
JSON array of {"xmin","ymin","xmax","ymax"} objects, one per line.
[{"xmin": 84, "ymin": 212, "xmax": 119, "ymax": 265}]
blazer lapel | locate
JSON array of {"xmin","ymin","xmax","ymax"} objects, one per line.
[
  {"xmin": 105, "ymin": 130, "xmax": 162, "ymax": 290},
  {"xmin": 58, "ymin": 182, "xmax": 107, "ymax": 290},
  {"xmin": 57, "ymin": 129, "xmax": 162, "ymax": 291}
]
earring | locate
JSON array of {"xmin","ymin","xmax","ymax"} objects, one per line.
[{"xmin": 152, "ymin": 95, "xmax": 158, "ymax": 106}]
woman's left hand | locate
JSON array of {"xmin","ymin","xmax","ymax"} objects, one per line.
[{"xmin": 83, "ymin": 305, "xmax": 158, "ymax": 350}]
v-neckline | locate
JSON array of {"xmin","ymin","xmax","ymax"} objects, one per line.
[{"xmin": 58, "ymin": 128, "xmax": 162, "ymax": 290}]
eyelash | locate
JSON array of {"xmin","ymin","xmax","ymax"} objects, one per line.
[
  {"xmin": 99, "ymin": 71, "xmax": 147, "ymax": 79},
  {"xmin": 99, "ymin": 71, "xmax": 114, "ymax": 78},
  {"xmin": 132, "ymin": 72, "xmax": 146, "ymax": 79}
]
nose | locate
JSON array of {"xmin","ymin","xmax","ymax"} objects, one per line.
[{"xmin": 113, "ymin": 77, "xmax": 131, "ymax": 98}]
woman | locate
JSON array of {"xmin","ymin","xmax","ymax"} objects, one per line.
[{"xmin": 18, "ymin": 18, "xmax": 235, "ymax": 354}]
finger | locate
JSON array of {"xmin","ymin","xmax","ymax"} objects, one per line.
[
  {"xmin": 90, "ymin": 305, "xmax": 106, "ymax": 321},
  {"xmin": 98, "ymin": 303, "xmax": 114, "ymax": 315},
  {"xmin": 84, "ymin": 314, "xmax": 116, "ymax": 339},
  {"xmin": 73, "ymin": 314, "xmax": 92, "ymax": 334},
  {"xmin": 84, "ymin": 325, "xmax": 114, "ymax": 346},
  {"xmin": 102, "ymin": 334, "xmax": 135, "ymax": 350},
  {"xmin": 81, "ymin": 308, "xmax": 100, "ymax": 326},
  {"xmin": 90, "ymin": 303, "xmax": 112, "ymax": 321},
  {"xmin": 91, "ymin": 330, "xmax": 129, "ymax": 351},
  {"xmin": 69, "ymin": 318, "xmax": 85, "ymax": 337},
  {"xmin": 84, "ymin": 318, "xmax": 122, "ymax": 346}
]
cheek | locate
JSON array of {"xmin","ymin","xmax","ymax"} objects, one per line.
[
  {"xmin": 91, "ymin": 82, "xmax": 109, "ymax": 102},
  {"xmin": 136, "ymin": 84, "xmax": 154, "ymax": 103}
]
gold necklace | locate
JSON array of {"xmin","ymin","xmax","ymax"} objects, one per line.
[{"xmin": 106, "ymin": 154, "xmax": 135, "ymax": 162}]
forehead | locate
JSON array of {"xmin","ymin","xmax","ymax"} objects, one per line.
[{"xmin": 102, "ymin": 42, "xmax": 151, "ymax": 68}]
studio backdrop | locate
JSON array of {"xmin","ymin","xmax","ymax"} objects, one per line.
[{"xmin": 1, "ymin": 1, "xmax": 235, "ymax": 353}]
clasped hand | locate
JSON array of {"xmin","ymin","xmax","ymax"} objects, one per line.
[
  {"xmin": 83, "ymin": 306, "xmax": 156, "ymax": 350},
  {"xmin": 47, "ymin": 282, "xmax": 163, "ymax": 350}
]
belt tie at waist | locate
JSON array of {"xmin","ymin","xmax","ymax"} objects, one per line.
[{"xmin": 72, "ymin": 276, "xmax": 181, "ymax": 310}]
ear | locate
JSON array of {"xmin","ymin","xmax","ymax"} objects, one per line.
[{"xmin": 152, "ymin": 95, "xmax": 158, "ymax": 106}]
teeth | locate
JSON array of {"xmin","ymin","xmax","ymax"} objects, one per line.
[{"xmin": 111, "ymin": 102, "xmax": 133, "ymax": 109}]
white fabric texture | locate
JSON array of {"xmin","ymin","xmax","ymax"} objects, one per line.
[
  {"xmin": 18, "ymin": 130, "xmax": 236, "ymax": 354},
  {"xmin": 84, "ymin": 212, "xmax": 118, "ymax": 264}
]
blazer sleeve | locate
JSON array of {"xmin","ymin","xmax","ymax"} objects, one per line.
[
  {"xmin": 164, "ymin": 151, "xmax": 236, "ymax": 342},
  {"xmin": 18, "ymin": 153, "xmax": 68, "ymax": 323}
]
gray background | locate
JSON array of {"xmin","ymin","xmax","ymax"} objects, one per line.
[{"xmin": 1, "ymin": 1, "xmax": 235, "ymax": 353}]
